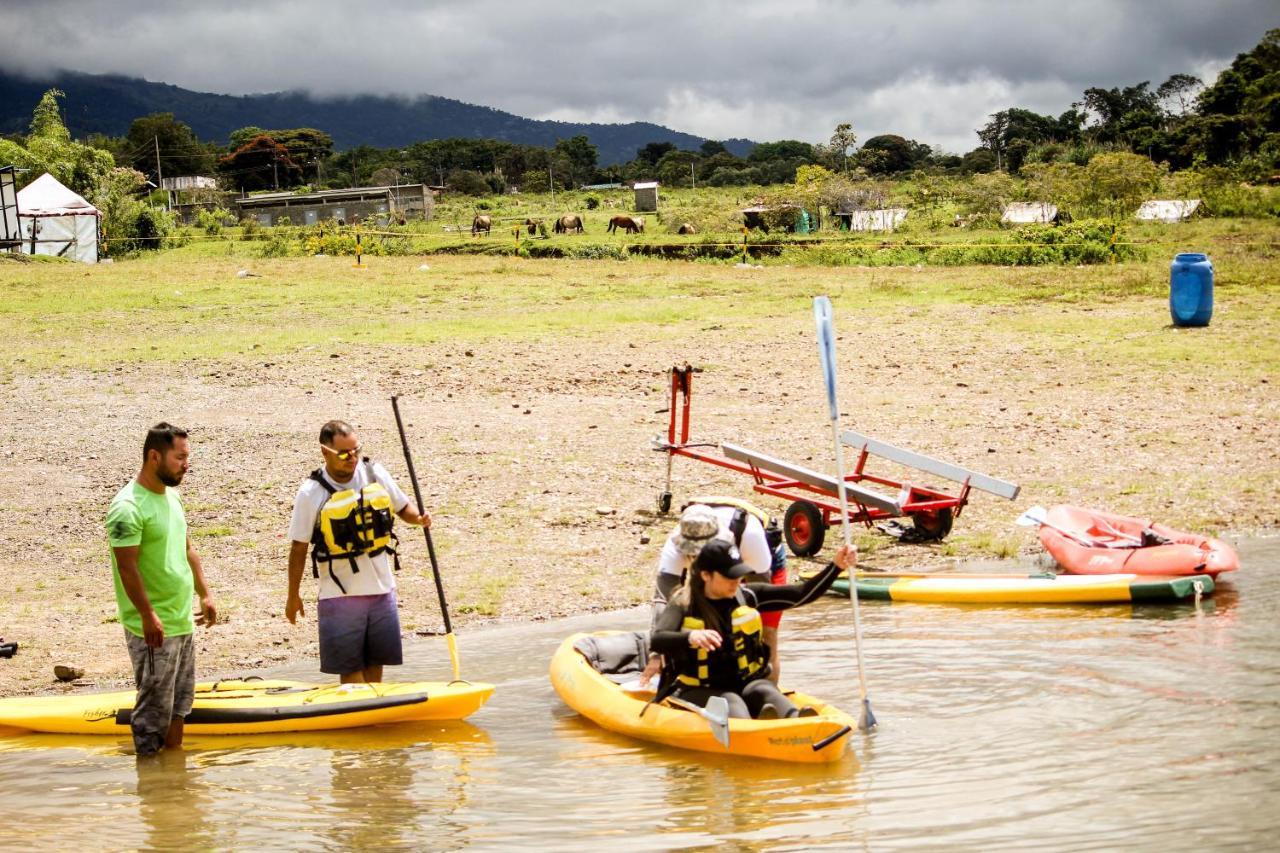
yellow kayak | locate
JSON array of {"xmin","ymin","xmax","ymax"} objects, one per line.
[
  {"xmin": 550, "ymin": 632, "xmax": 857, "ymax": 764},
  {"xmin": 0, "ymin": 678, "xmax": 494, "ymax": 735}
]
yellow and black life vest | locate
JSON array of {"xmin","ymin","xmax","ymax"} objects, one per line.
[
  {"xmin": 687, "ymin": 495, "xmax": 782, "ymax": 552},
  {"xmin": 309, "ymin": 460, "xmax": 399, "ymax": 593},
  {"xmin": 674, "ymin": 593, "xmax": 771, "ymax": 689}
]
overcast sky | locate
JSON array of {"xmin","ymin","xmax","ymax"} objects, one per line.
[{"xmin": 2, "ymin": 1, "xmax": 1274, "ymax": 152}]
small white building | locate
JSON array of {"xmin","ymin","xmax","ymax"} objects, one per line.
[
  {"xmin": 1001, "ymin": 202, "xmax": 1059, "ymax": 225},
  {"xmin": 1135, "ymin": 199, "xmax": 1201, "ymax": 223},
  {"xmin": 16, "ymin": 173, "xmax": 100, "ymax": 263},
  {"xmin": 837, "ymin": 208, "xmax": 909, "ymax": 232},
  {"xmin": 633, "ymin": 181, "xmax": 659, "ymax": 212}
]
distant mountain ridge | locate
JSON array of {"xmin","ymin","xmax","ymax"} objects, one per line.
[{"xmin": 0, "ymin": 68, "xmax": 756, "ymax": 165}]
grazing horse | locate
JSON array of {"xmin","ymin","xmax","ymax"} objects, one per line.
[
  {"xmin": 554, "ymin": 214, "xmax": 585, "ymax": 234},
  {"xmin": 607, "ymin": 215, "xmax": 644, "ymax": 234},
  {"xmin": 524, "ymin": 218, "xmax": 547, "ymax": 237},
  {"xmin": 472, "ymin": 215, "xmax": 492, "ymax": 236},
  {"xmin": 677, "ymin": 222, "xmax": 697, "ymax": 235}
]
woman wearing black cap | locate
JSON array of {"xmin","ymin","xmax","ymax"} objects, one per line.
[{"xmin": 649, "ymin": 539, "xmax": 856, "ymax": 719}]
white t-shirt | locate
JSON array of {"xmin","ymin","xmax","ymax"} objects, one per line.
[
  {"xmin": 656, "ymin": 504, "xmax": 773, "ymax": 579},
  {"xmin": 289, "ymin": 461, "xmax": 410, "ymax": 600}
]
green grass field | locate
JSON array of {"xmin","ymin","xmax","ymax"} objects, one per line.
[{"xmin": 3, "ymin": 216, "xmax": 1276, "ymax": 383}]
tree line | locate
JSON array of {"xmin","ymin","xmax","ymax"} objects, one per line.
[{"xmin": 3, "ymin": 29, "xmax": 1274, "ymax": 205}]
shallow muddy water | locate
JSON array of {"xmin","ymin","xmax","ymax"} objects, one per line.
[{"xmin": 1, "ymin": 536, "xmax": 1276, "ymax": 850}]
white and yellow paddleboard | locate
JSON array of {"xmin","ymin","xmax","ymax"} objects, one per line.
[{"xmin": 0, "ymin": 679, "xmax": 494, "ymax": 736}]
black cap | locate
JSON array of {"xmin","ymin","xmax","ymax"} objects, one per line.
[{"xmin": 693, "ymin": 539, "xmax": 754, "ymax": 579}]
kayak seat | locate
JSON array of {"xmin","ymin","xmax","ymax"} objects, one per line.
[{"xmin": 573, "ymin": 632, "xmax": 650, "ymax": 684}]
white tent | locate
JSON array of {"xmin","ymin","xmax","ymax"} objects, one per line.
[
  {"xmin": 1001, "ymin": 202, "xmax": 1059, "ymax": 225},
  {"xmin": 17, "ymin": 173, "xmax": 100, "ymax": 263},
  {"xmin": 1135, "ymin": 199, "xmax": 1202, "ymax": 223}
]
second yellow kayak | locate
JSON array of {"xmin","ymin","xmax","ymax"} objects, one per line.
[{"xmin": 0, "ymin": 678, "xmax": 495, "ymax": 735}]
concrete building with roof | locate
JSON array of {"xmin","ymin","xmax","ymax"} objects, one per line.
[
  {"xmin": 633, "ymin": 181, "xmax": 659, "ymax": 212},
  {"xmin": 234, "ymin": 184, "xmax": 433, "ymax": 227}
]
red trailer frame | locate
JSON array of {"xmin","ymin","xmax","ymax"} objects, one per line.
[{"xmin": 654, "ymin": 364, "xmax": 1020, "ymax": 556}]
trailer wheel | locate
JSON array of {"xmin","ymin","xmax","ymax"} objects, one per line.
[
  {"xmin": 909, "ymin": 507, "xmax": 953, "ymax": 541},
  {"xmin": 784, "ymin": 500, "xmax": 826, "ymax": 557},
  {"xmin": 658, "ymin": 491, "xmax": 672, "ymax": 514}
]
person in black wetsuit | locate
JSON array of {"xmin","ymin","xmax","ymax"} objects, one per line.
[{"xmin": 649, "ymin": 538, "xmax": 856, "ymax": 719}]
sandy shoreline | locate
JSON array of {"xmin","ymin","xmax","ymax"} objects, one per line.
[{"xmin": 1, "ymin": 264, "xmax": 1276, "ymax": 698}]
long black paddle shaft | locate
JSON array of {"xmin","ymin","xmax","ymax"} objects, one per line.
[{"xmin": 391, "ymin": 396, "xmax": 455, "ymax": 640}]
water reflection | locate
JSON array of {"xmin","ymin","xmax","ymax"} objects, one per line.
[
  {"xmin": 0, "ymin": 537, "xmax": 1275, "ymax": 850},
  {"xmin": 135, "ymin": 749, "xmax": 216, "ymax": 850}
]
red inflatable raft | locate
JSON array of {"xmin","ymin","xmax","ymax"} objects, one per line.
[{"xmin": 1038, "ymin": 505, "xmax": 1238, "ymax": 577}]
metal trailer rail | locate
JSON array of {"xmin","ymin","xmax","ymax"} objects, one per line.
[{"xmin": 653, "ymin": 364, "xmax": 1020, "ymax": 556}]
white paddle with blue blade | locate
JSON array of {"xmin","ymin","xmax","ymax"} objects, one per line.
[{"xmin": 814, "ymin": 295, "xmax": 877, "ymax": 732}]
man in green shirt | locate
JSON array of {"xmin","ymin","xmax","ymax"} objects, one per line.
[{"xmin": 106, "ymin": 422, "xmax": 217, "ymax": 755}]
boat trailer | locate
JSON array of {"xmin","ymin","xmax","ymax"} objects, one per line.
[{"xmin": 653, "ymin": 364, "xmax": 1020, "ymax": 556}]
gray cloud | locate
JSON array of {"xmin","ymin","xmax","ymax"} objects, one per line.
[{"xmin": 1, "ymin": 0, "xmax": 1273, "ymax": 151}]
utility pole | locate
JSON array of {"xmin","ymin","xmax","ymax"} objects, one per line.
[
  {"xmin": 549, "ymin": 165, "xmax": 554, "ymax": 207},
  {"xmin": 272, "ymin": 153, "xmax": 279, "ymax": 190},
  {"xmin": 691, "ymin": 162, "xmax": 696, "ymax": 190},
  {"xmin": 154, "ymin": 135, "xmax": 165, "ymax": 209}
]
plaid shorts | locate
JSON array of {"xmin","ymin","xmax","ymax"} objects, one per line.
[
  {"xmin": 125, "ymin": 630, "xmax": 195, "ymax": 755},
  {"xmin": 317, "ymin": 591, "xmax": 403, "ymax": 676}
]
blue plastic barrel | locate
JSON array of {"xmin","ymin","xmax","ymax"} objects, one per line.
[{"xmin": 1170, "ymin": 253, "xmax": 1213, "ymax": 327}]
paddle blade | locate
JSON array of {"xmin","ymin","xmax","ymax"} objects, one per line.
[
  {"xmin": 858, "ymin": 698, "xmax": 877, "ymax": 732},
  {"xmin": 1015, "ymin": 505, "xmax": 1048, "ymax": 528},
  {"xmin": 704, "ymin": 696, "xmax": 731, "ymax": 748},
  {"xmin": 813, "ymin": 296, "xmax": 839, "ymax": 421}
]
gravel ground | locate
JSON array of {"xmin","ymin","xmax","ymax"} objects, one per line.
[{"xmin": 1, "ymin": 299, "xmax": 1275, "ymax": 697}]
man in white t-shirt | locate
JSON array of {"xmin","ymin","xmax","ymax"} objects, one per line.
[
  {"xmin": 286, "ymin": 419, "xmax": 431, "ymax": 683},
  {"xmin": 645, "ymin": 501, "xmax": 788, "ymax": 682}
]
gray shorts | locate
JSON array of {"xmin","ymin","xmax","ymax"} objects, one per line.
[
  {"xmin": 125, "ymin": 630, "xmax": 195, "ymax": 755},
  {"xmin": 317, "ymin": 591, "xmax": 403, "ymax": 676}
]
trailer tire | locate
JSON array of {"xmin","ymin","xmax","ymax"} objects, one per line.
[
  {"xmin": 909, "ymin": 507, "xmax": 953, "ymax": 541},
  {"xmin": 784, "ymin": 500, "xmax": 826, "ymax": 557},
  {"xmin": 658, "ymin": 491, "xmax": 672, "ymax": 514}
]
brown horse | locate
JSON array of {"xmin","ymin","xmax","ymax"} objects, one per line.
[
  {"xmin": 553, "ymin": 214, "xmax": 585, "ymax": 234},
  {"xmin": 677, "ymin": 222, "xmax": 697, "ymax": 235},
  {"xmin": 607, "ymin": 215, "xmax": 644, "ymax": 234},
  {"xmin": 472, "ymin": 215, "xmax": 492, "ymax": 236}
]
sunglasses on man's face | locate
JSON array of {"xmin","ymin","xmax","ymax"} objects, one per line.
[{"xmin": 321, "ymin": 444, "xmax": 362, "ymax": 462}]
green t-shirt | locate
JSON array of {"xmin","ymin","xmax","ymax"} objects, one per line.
[{"xmin": 106, "ymin": 480, "xmax": 195, "ymax": 638}]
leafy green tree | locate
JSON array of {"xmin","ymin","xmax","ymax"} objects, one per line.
[
  {"xmin": 636, "ymin": 141, "xmax": 676, "ymax": 166},
  {"xmin": 217, "ymin": 136, "xmax": 303, "ymax": 191},
  {"xmin": 859, "ymin": 135, "xmax": 930, "ymax": 175},
  {"xmin": 1082, "ymin": 152, "xmax": 1161, "ymax": 216},
  {"xmin": 960, "ymin": 147, "xmax": 998, "ymax": 174},
  {"xmin": 269, "ymin": 128, "xmax": 334, "ymax": 183},
  {"xmin": 1157, "ymin": 74, "xmax": 1203, "ymax": 118},
  {"xmin": 656, "ymin": 149, "xmax": 699, "ymax": 187},
  {"xmin": 554, "ymin": 135, "xmax": 599, "ymax": 187},
  {"xmin": 954, "ymin": 170, "xmax": 1017, "ymax": 217},
  {"xmin": 699, "ymin": 140, "xmax": 728, "ymax": 157},
  {"xmin": 94, "ymin": 167, "xmax": 175, "ymax": 255},
  {"xmin": 1021, "ymin": 161, "xmax": 1086, "ymax": 216},
  {"xmin": 446, "ymin": 168, "xmax": 491, "ymax": 195},
  {"xmin": 827, "ymin": 123, "xmax": 857, "ymax": 172},
  {"xmin": 748, "ymin": 139, "xmax": 815, "ymax": 163},
  {"xmin": 0, "ymin": 89, "xmax": 114, "ymax": 195},
  {"xmin": 125, "ymin": 113, "xmax": 213, "ymax": 180}
]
